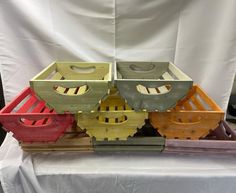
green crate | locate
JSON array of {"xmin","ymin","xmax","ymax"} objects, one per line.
[
  {"xmin": 30, "ymin": 62, "xmax": 112, "ymax": 113},
  {"xmin": 114, "ymin": 61, "xmax": 193, "ymax": 112}
]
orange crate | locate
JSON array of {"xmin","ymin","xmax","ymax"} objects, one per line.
[{"xmin": 149, "ymin": 85, "xmax": 224, "ymax": 139}]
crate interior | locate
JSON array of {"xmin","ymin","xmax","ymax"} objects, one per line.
[
  {"xmin": 45, "ymin": 62, "xmax": 110, "ymax": 80},
  {"xmin": 173, "ymin": 85, "xmax": 223, "ymax": 112},
  {"xmin": 2, "ymin": 88, "xmax": 54, "ymax": 126},
  {"xmin": 32, "ymin": 62, "xmax": 111, "ymax": 96},
  {"xmin": 116, "ymin": 62, "xmax": 190, "ymax": 80}
]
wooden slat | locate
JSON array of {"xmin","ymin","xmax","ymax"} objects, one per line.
[
  {"xmin": 50, "ymin": 72, "xmax": 66, "ymax": 93},
  {"xmin": 162, "ymin": 72, "xmax": 174, "ymax": 80},
  {"xmin": 148, "ymin": 88, "xmax": 157, "ymax": 94},
  {"xmin": 103, "ymin": 73, "xmax": 109, "ymax": 80},
  {"xmin": 136, "ymin": 85, "xmax": 148, "ymax": 94},
  {"xmin": 168, "ymin": 63, "xmax": 189, "ymax": 80},
  {"xmin": 109, "ymin": 106, "xmax": 115, "ymax": 123},
  {"xmin": 16, "ymin": 96, "xmax": 37, "ymax": 113},
  {"xmin": 67, "ymin": 88, "xmax": 77, "ymax": 95},
  {"xmin": 34, "ymin": 108, "xmax": 51, "ymax": 126},
  {"xmin": 183, "ymin": 101, "xmax": 193, "ymax": 110},
  {"xmin": 50, "ymin": 72, "xmax": 63, "ymax": 80},
  {"xmin": 158, "ymin": 86, "xmax": 169, "ymax": 93},
  {"xmin": 78, "ymin": 85, "xmax": 87, "ymax": 95},
  {"xmin": 94, "ymin": 146, "xmax": 164, "ymax": 152},
  {"xmin": 23, "ymin": 101, "xmax": 46, "ymax": 125},
  {"xmin": 195, "ymin": 86, "xmax": 222, "ymax": 111},
  {"xmin": 191, "ymin": 95, "xmax": 205, "ymax": 110}
]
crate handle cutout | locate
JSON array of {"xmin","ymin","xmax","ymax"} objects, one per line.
[
  {"xmin": 170, "ymin": 116, "xmax": 202, "ymax": 125},
  {"xmin": 129, "ymin": 63, "xmax": 155, "ymax": 72},
  {"xmin": 136, "ymin": 84, "xmax": 172, "ymax": 95},
  {"xmin": 70, "ymin": 65, "xmax": 96, "ymax": 74},
  {"xmin": 53, "ymin": 85, "xmax": 89, "ymax": 96},
  {"xmin": 96, "ymin": 115, "xmax": 128, "ymax": 125},
  {"xmin": 19, "ymin": 117, "xmax": 52, "ymax": 127}
]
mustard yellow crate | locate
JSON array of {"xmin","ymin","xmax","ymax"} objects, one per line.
[
  {"xmin": 30, "ymin": 62, "xmax": 112, "ymax": 113},
  {"xmin": 77, "ymin": 91, "xmax": 148, "ymax": 141}
]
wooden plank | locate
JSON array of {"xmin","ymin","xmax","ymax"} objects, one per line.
[
  {"xmin": 16, "ymin": 96, "xmax": 37, "ymax": 113},
  {"xmin": 93, "ymin": 137, "xmax": 165, "ymax": 146},
  {"xmin": 67, "ymin": 88, "xmax": 77, "ymax": 95},
  {"xmin": 168, "ymin": 63, "xmax": 190, "ymax": 80},
  {"xmin": 109, "ymin": 105, "xmax": 115, "ymax": 123},
  {"xmin": 21, "ymin": 137, "xmax": 93, "ymax": 152},
  {"xmin": 23, "ymin": 101, "xmax": 46, "ymax": 125},
  {"xmin": 50, "ymin": 72, "xmax": 63, "ymax": 80},
  {"xmin": 78, "ymin": 85, "xmax": 87, "ymax": 95},
  {"xmin": 158, "ymin": 85, "xmax": 169, "ymax": 93},
  {"xmin": 136, "ymin": 85, "xmax": 148, "ymax": 94},
  {"xmin": 183, "ymin": 101, "xmax": 193, "ymax": 110},
  {"xmin": 195, "ymin": 85, "xmax": 223, "ymax": 111},
  {"xmin": 34, "ymin": 108, "xmax": 51, "ymax": 126},
  {"xmin": 50, "ymin": 72, "xmax": 66, "ymax": 93},
  {"xmin": 147, "ymin": 88, "xmax": 157, "ymax": 94},
  {"xmin": 162, "ymin": 72, "xmax": 174, "ymax": 80},
  {"xmin": 191, "ymin": 95, "xmax": 206, "ymax": 110},
  {"xmin": 165, "ymin": 139, "xmax": 236, "ymax": 149},
  {"xmin": 94, "ymin": 146, "xmax": 164, "ymax": 152}
]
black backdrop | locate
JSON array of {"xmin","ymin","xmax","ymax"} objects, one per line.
[{"xmin": 0, "ymin": 74, "xmax": 6, "ymax": 145}]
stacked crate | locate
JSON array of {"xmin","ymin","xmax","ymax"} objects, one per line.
[
  {"xmin": 0, "ymin": 61, "xmax": 225, "ymax": 152},
  {"xmin": 115, "ymin": 62, "xmax": 224, "ymax": 140}
]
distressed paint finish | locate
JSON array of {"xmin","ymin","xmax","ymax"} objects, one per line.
[
  {"xmin": 115, "ymin": 61, "xmax": 193, "ymax": 111},
  {"xmin": 149, "ymin": 85, "xmax": 225, "ymax": 139},
  {"xmin": 30, "ymin": 62, "xmax": 112, "ymax": 113}
]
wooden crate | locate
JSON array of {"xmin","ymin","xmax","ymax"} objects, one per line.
[
  {"xmin": 164, "ymin": 139, "xmax": 236, "ymax": 154},
  {"xmin": 0, "ymin": 87, "xmax": 74, "ymax": 142},
  {"xmin": 30, "ymin": 62, "xmax": 112, "ymax": 113},
  {"xmin": 77, "ymin": 90, "xmax": 148, "ymax": 141},
  {"xmin": 114, "ymin": 61, "xmax": 193, "ymax": 111},
  {"xmin": 21, "ymin": 127, "xmax": 93, "ymax": 152},
  {"xmin": 21, "ymin": 126, "xmax": 164, "ymax": 152},
  {"xmin": 149, "ymin": 85, "xmax": 225, "ymax": 139}
]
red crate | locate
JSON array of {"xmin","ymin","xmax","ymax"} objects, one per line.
[{"xmin": 0, "ymin": 87, "xmax": 74, "ymax": 142}]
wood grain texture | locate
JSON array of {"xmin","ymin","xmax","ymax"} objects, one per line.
[{"xmin": 149, "ymin": 85, "xmax": 225, "ymax": 139}]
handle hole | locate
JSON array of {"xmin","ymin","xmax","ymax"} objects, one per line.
[
  {"xmin": 53, "ymin": 85, "xmax": 89, "ymax": 96},
  {"xmin": 136, "ymin": 84, "xmax": 172, "ymax": 95},
  {"xmin": 70, "ymin": 65, "xmax": 96, "ymax": 74},
  {"xmin": 96, "ymin": 115, "xmax": 128, "ymax": 124},
  {"xmin": 20, "ymin": 117, "xmax": 52, "ymax": 126},
  {"xmin": 171, "ymin": 116, "xmax": 202, "ymax": 125},
  {"xmin": 129, "ymin": 63, "xmax": 155, "ymax": 72}
]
